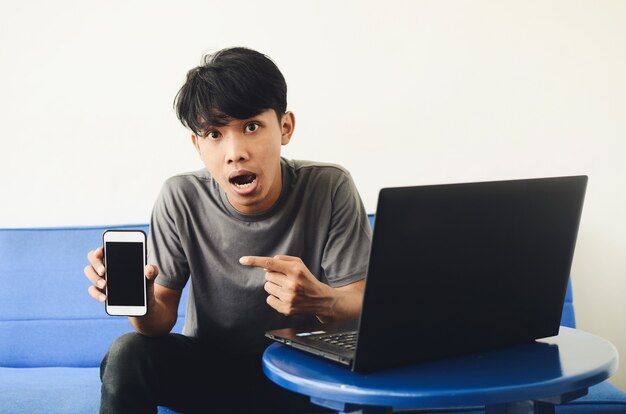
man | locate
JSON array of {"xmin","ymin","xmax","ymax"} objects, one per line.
[{"xmin": 84, "ymin": 47, "xmax": 371, "ymax": 413}]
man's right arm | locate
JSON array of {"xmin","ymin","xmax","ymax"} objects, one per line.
[
  {"xmin": 129, "ymin": 266, "xmax": 182, "ymax": 337},
  {"xmin": 85, "ymin": 247, "xmax": 181, "ymax": 337}
]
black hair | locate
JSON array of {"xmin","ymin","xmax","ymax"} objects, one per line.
[{"xmin": 174, "ymin": 47, "xmax": 287, "ymax": 134}]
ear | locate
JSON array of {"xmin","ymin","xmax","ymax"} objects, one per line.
[
  {"xmin": 280, "ymin": 111, "xmax": 295, "ymax": 145},
  {"xmin": 191, "ymin": 134, "xmax": 201, "ymax": 154}
]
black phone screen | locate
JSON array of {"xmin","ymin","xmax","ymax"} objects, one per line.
[{"xmin": 105, "ymin": 242, "xmax": 145, "ymax": 306}]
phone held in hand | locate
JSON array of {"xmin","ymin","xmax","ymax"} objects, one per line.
[{"xmin": 103, "ymin": 230, "xmax": 148, "ymax": 316}]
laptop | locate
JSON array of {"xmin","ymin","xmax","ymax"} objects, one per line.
[{"xmin": 265, "ymin": 175, "xmax": 587, "ymax": 372}]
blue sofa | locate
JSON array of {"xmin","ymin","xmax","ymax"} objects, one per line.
[{"xmin": 1, "ymin": 223, "xmax": 625, "ymax": 413}]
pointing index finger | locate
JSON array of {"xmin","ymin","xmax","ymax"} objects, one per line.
[{"xmin": 239, "ymin": 256, "xmax": 289, "ymax": 273}]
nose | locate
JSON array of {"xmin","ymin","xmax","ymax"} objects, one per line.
[{"xmin": 225, "ymin": 135, "xmax": 250, "ymax": 164}]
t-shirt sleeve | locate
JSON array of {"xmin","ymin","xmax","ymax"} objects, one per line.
[
  {"xmin": 148, "ymin": 179, "xmax": 190, "ymax": 291},
  {"xmin": 321, "ymin": 170, "xmax": 372, "ymax": 287}
]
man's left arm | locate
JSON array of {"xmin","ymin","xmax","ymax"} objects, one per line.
[{"xmin": 239, "ymin": 255, "xmax": 365, "ymax": 323}]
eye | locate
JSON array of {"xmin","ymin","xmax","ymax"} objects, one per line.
[
  {"xmin": 202, "ymin": 130, "xmax": 220, "ymax": 140},
  {"xmin": 244, "ymin": 122, "xmax": 260, "ymax": 133}
]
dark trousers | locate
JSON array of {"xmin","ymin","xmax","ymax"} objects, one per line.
[{"xmin": 100, "ymin": 332, "xmax": 327, "ymax": 414}]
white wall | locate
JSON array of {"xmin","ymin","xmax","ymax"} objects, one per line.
[{"xmin": 1, "ymin": 0, "xmax": 625, "ymax": 389}]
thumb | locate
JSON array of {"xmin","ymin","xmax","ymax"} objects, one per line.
[{"xmin": 145, "ymin": 264, "xmax": 159, "ymax": 281}]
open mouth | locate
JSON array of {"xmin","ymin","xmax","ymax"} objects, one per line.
[{"xmin": 229, "ymin": 173, "xmax": 257, "ymax": 190}]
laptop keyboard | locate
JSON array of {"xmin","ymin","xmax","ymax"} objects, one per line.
[{"xmin": 313, "ymin": 331, "xmax": 358, "ymax": 351}]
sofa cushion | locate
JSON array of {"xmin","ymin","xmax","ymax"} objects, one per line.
[
  {"xmin": 0, "ymin": 367, "xmax": 101, "ymax": 413},
  {"xmin": 0, "ymin": 317, "xmax": 186, "ymax": 368},
  {"xmin": 0, "ymin": 366, "xmax": 189, "ymax": 414},
  {"xmin": 557, "ymin": 381, "xmax": 626, "ymax": 413}
]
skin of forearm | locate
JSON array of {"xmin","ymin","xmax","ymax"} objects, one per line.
[{"xmin": 316, "ymin": 286, "xmax": 364, "ymax": 324}]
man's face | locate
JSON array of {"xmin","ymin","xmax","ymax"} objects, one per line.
[{"xmin": 192, "ymin": 109, "xmax": 295, "ymax": 214}]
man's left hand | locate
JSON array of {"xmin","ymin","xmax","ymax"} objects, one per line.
[{"xmin": 239, "ymin": 255, "xmax": 336, "ymax": 321}]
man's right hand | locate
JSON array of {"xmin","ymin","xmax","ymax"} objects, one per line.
[
  {"xmin": 84, "ymin": 247, "xmax": 108, "ymax": 303},
  {"xmin": 85, "ymin": 247, "xmax": 180, "ymax": 336},
  {"xmin": 84, "ymin": 247, "xmax": 158, "ymax": 310}
]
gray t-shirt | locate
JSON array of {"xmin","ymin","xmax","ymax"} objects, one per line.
[{"xmin": 148, "ymin": 158, "xmax": 372, "ymax": 354}]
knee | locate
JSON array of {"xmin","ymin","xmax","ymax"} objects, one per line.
[
  {"xmin": 105, "ymin": 332, "xmax": 147, "ymax": 361},
  {"xmin": 100, "ymin": 333, "xmax": 165, "ymax": 411},
  {"xmin": 100, "ymin": 332, "xmax": 153, "ymax": 380}
]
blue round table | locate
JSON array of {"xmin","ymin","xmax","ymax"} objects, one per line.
[{"xmin": 262, "ymin": 327, "xmax": 618, "ymax": 414}]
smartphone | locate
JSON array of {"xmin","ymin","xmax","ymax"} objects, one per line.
[{"xmin": 102, "ymin": 230, "xmax": 148, "ymax": 316}]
